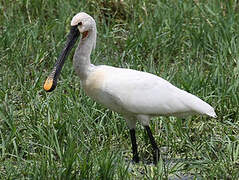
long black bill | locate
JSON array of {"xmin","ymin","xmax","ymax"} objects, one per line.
[{"xmin": 43, "ymin": 25, "xmax": 80, "ymax": 92}]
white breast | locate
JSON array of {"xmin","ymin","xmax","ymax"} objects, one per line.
[{"xmin": 82, "ymin": 66, "xmax": 126, "ymax": 113}]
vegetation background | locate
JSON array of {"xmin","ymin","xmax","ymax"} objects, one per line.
[{"xmin": 0, "ymin": 0, "xmax": 239, "ymax": 179}]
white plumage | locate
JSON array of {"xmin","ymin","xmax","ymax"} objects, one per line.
[
  {"xmin": 81, "ymin": 65, "xmax": 216, "ymax": 128},
  {"xmin": 44, "ymin": 12, "xmax": 217, "ymax": 164}
]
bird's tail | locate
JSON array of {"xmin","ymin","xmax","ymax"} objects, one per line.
[
  {"xmin": 205, "ymin": 108, "xmax": 217, "ymax": 118},
  {"xmin": 182, "ymin": 91, "xmax": 217, "ymax": 118},
  {"xmin": 195, "ymin": 98, "xmax": 217, "ymax": 118}
]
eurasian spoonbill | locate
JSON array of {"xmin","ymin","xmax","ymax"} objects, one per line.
[{"xmin": 44, "ymin": 12, "xmax": 217, "ymax": 164}]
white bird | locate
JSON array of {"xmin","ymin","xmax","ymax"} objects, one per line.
[{"xmin": 44, "ymin": 12, "xmax": 217, "ymax": 164}]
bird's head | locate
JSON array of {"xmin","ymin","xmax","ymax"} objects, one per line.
[
  {"xmin": 43, "ymin": 12, "xmax": 96, "ymax": 92},
  {"xmin": 71, "ymin": 12, "xmax": 96, "ymax": 40}
]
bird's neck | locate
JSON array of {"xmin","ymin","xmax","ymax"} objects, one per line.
[{"xmin": 73, "ymin": 30, "xmax": 96, "ymax": 79}]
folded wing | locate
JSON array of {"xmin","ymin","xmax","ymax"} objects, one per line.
[{"xmin": 102, "ymin": 66, "xmax": 216, "ymax": 118}]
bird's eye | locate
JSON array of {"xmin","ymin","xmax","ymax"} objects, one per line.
[{"xmin": 78, "ymin": 22, "xmax": 82, "ymax": 26}]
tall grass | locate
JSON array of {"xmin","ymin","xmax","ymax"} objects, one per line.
[{"xmin": 0, "ymin": 0, "xmax": 239, "ymax": 179}]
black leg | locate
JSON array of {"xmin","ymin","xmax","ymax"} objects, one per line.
[
  {"xmin": 129, "ymin": 129, "xmax": 139, "ymax": 163},
  {"xmin": 144, "ymin": 126, "xmax": 160, "ymax": 164}
]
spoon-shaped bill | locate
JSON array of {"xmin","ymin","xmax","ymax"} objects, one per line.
[{"xmin": 43, "ymin": 25, "xmax": 80, "ymax": 92}]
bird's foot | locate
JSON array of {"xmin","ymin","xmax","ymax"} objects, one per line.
[
  {"xmin": 132, "ymin": 155, "xmax": 139, "ymax": 163},
  {"xmin": 153, "ymin": 148, "xmax": 160, "ymax": 165}
]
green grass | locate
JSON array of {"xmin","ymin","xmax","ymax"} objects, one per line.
[{"xmin": 1, "ymin": 0, "xmax": 239, "ymax": 179}]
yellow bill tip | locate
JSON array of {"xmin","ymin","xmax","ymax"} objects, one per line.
[{"xmin": 43, "ymin": 77, "xmax": 55, "ymax": 92}]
